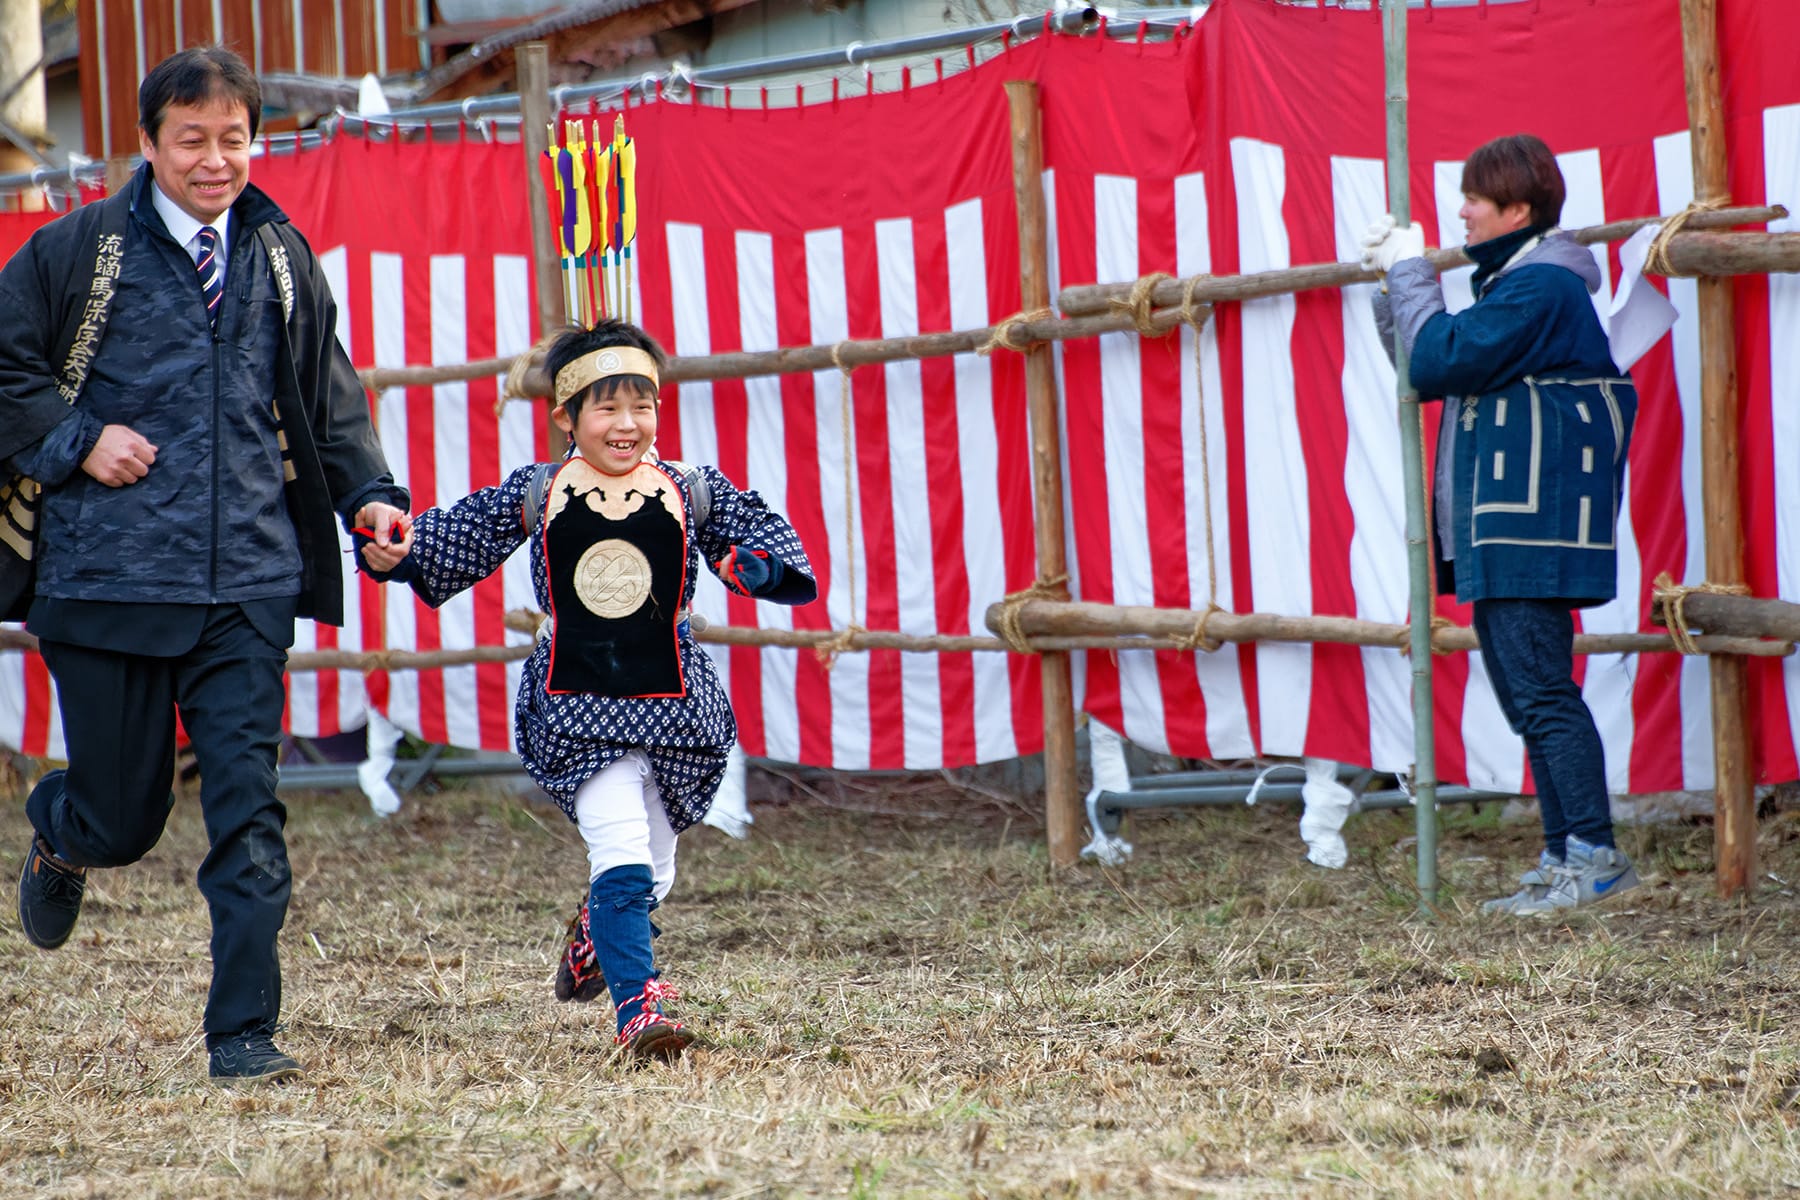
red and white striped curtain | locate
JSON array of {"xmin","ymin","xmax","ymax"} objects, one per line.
[{"xmin": 2, "ymin": 0, "xmax": 1795, "ymax": 791}]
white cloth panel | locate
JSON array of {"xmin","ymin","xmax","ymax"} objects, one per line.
[
  {"xmin": 1231, "ymin": 137, "xmax": 1311, "ymax": 756},
  {"xmin": 944, "ymin": 196, "xmax": 1020, "ymax": 762},
  {"xmin": 1766, "ymin": 105, "xmax": 1800, "ymax": 767},
  {"xmin": 1332, "ymin": 154, "xmax": 1413, "ymax": 773},
  {"xmin": 1095, "ymin": 173, "xmax": 1169, "ymax": 753},
  {"xmin": 734, "ymin": 231, "xmax": 800, "ymax": 764},
  {"xmin": 1175, "ymin": 170, "xmax": 1252, "ymax": 757},
  {"xmin": 805, "ymin": 225, "xmax": 872, "ymax": 769},
  {"xmin": 429, "ymin": 254, "xmax": 482, "ymax": 751},
  {"xmin": 875, "ymin": 217, "xmax": 945, "ymax": 768}
]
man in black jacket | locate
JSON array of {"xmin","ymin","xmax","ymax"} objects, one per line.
[{"xmin": 0, "ymin": 47, "xmax": 409, "ymax": 1083}]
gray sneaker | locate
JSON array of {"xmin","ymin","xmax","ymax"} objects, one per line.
[
  {"xmin": 1511, "ymin": 836, "xmax": 1639, "ymax": 916},
  {"xmin": 1479, "ymin": 849, "xmax": 1563, "ymax": 915}
]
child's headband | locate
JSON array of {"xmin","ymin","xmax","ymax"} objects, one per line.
[{"xmin": 552, "ymin": 346, "xmax": 661, "ymax": 407}]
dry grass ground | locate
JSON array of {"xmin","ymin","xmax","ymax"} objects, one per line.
[{"xmin": 2, "ymin": 770, "xmax": 1799, "ymax": 1199}]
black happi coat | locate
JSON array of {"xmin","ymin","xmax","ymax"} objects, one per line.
[{"xmin": 0, "ymin": 166, "xmax": 403, "ymax": 624}]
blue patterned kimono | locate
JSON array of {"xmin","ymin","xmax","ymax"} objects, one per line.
[{"xmin": 400, "ymin": 458, "xmax": 814, "ymax": 830}]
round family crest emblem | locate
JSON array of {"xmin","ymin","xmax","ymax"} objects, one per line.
[
  {"xmin": 573, "ymin": 538, "xmax": 652, "ymax": 618},
  {"xmin": 596, "ymin": 349, "xmax": 623, "ymax": 373}
]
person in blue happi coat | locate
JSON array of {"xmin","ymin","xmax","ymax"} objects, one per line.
[{"xmin": 1362, "ymin": 133, "xmax": 1640, "ymax": 915}]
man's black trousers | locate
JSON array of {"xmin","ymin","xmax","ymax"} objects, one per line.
[{"xmin": 26, "ymin": 605, "xmax": 291, "ymax": 1047}]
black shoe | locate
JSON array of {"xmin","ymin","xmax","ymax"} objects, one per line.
[
  {"xmin": 209, "ymin": 1034, "xmax": 305, "ymax": 1084},
  {"xmin": 18, "ymin": 834, "xmax": 85, "ymax": 950}
]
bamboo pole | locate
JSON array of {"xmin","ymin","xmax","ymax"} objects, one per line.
[
  {"xmin": 517, "ymin": 43, "xmax": 568, "ymax": 460},
  {"xmin": 1057, "ymin": 207, "xmax": 1789, "ymax": 316},
  {"xmin": 1381, "ymin": 0, "xmax": 1439, "ymax": 911},
  {"xmin": 1006, "ymin": 79, "xmax": 1081, "ymax": 871},
  {"xmin": 1681, "ymin": 0, "xmax": 1755, "ymax": 899}
]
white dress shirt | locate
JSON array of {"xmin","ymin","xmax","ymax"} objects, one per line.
[{"xmin": 149, "ymin": 178, "xmax": 229, "ymax": 290}]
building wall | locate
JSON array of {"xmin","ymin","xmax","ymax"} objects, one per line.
[
  {"xmin": 78, "ymin": 1, "xmax": 430, "ymax": 160},
  {"xmin": 44, "ymin": 74, "xmax": 83, "ymax": 168}
]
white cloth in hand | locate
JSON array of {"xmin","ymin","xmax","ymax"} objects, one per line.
[{"xmin": 1365, "ymin": 218, "xmax": 1425, "ymax": 274}]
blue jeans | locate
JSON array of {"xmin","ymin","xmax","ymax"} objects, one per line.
[{"xmin": 1471, "ymin": 599, "xmax": 1614, "ymax": 857}]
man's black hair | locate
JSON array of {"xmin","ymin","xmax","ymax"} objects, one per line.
[
  {"xmin": 546, "ymin": 319, "xmax": 669, "ymax": 417},
  {"xmin": 139, "ymin": 46, "xmax": 263, "ymax": 142}
]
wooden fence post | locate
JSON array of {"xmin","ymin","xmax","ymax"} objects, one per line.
[
  {"xmin": 1680, "ymin": 0, "xmax": 1755, "ymax": 897},
  {"xmin": 1005, "ymin": 80, "xmax": 1081, "ymax": 870},
  {"xmin": 104, "ymin": 156, "xmax": 133, "ymax": 195},
  {"xmin": 518, "ymin": 43, "xmax": 568, "ymax": 458}
]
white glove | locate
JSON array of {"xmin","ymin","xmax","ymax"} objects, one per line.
[
  {"xmin": 1359, "ymin": 214, "xmax": 1396, "ymax": 272},
  {"xmin": 1365, "ymin": 218, "xmax": 1426, "ymax": 275}
]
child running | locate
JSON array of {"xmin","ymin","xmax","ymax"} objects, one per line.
[{"xmin": 362, "ymin": 319, "xmax": 815, "ymax": 1057}]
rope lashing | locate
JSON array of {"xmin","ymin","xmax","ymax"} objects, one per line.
[
  {"xmin": 1652, "ymin": 570, "xmax": 1751, "ymax": 655},
  {"xmin": 993, "ymin": 574, "xmax": 1070, "ymax": 654},
  {"xmin": 1643, "ymin": 197, "xmax": 1730, "ymax": 278},
  {"xmin": 813, "ymin": 624, "xmax": 867, "ymax": 669},
  {"xmin": 1178, "ymin": 274, "xmax": 1207, "ymax": 328},
  {"xmin": 1398, "ymin": 614, "xmax": 1457, "ymax": 658},
  {"xmin": 1430, "ymin": 613, "xmax": 1455, "ymax": 655},
  {"xmin": 495, "ymin": 353, "xmax": 533, "ymax": 415},
  {"xmin": 976, "ymin": 307, "xmax": 1055, "ymax": 356},
  {"xmin": 815, "ymin": 340, "xmax": 865, "ymax": 670},
  {"xmin": 1107, "ymin": 271, "xmax": 1176, "ymax": 337},
  {"xmin": 1182, "ymin": 272, "xmax": 1224, "ymax": 632},
  {"xmin": 1180, "ymin": 603, "xmax": 1225, "ymax": 653}
]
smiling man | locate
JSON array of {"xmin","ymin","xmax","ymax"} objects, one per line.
[{"xmin": 0, "ymin": 46, "xmax": 409, "ymax": 1083}]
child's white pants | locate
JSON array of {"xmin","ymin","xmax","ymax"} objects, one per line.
[{"xmin": 573, "ymin": 751, "xmax": 677, "ymax": 904}]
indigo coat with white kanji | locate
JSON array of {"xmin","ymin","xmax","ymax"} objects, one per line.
[
  {"xmin": 1375, "ymin": 230, "xmax": 1636, "ymax": 607},
  {"xmin": 399, "ymin": 458, "xmax": 815, "ymax": 830}
]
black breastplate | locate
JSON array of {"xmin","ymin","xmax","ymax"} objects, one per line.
[{"xmin": 543, "ymin": 460, "xmax": 687, "ymax": 697}]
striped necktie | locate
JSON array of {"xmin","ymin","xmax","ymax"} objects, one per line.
[{"xmin": 195, "ymin": 226, "xmax": 223, "ymax": 327}]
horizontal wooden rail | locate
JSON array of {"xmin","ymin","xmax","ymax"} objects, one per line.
[
  {"xmin": 5, "ymin": 598, "xmax": 1784, "ymax": 675},
  {"xmin": 357, "ymin": 305, "xmax": 1210, "ymax": 395},
  {"xmin": 981, "ymin": 598, "xmax": 1794, "ymax": 659},
  {"xmin": 353, "ymin": 205, "xmax": 1789, "ymax": 397},
  {"xmin": 1057, "ymin": 205, "xmax": 1791, "ymax": 315}
]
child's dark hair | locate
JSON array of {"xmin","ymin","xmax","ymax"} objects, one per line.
[{"xmin": 543, "ymin": 319, "xmax": 668, "ymax": 417}]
